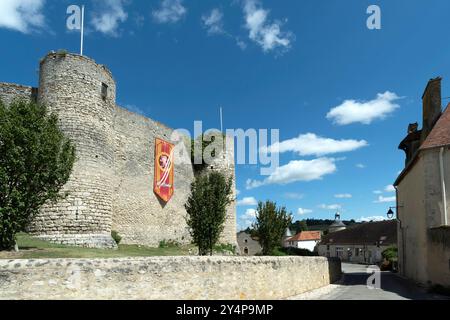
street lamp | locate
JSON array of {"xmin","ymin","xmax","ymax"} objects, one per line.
[
  {"xmin": 386, "ymin": 206, "xmax": 404, "ymax": 220},
  {"xmin": 387, "ymin": 208, "xmax": 395, "ymax": 219}
]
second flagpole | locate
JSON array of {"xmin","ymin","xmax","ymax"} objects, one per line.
[{"xmin": 80, "ymin": 5, "xmax": 85, "ymax": 56}]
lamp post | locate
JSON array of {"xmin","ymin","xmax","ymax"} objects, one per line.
[
  {"xmin": 386, "ymin": 206, "xmax": 403, "ymax": 221},
  {"xmin": 387, "ymin": 208, "xmax": 395, "ymax": 219}
]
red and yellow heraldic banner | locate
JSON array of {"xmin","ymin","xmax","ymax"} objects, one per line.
[{"xmin": 154, "ymin": 138, "xmax": 175, "ymax": 203}]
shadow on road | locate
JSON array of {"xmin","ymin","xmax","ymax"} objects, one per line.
[{"xmin": 338, "ymin": 263, "xmax": 448, "ymax": 300}]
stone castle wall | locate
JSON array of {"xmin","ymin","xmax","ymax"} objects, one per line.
[
  {"xmin": 112, "ymin": 106, "xmax": 194, "ymax": 246},
  {"xmin": 0, "ymin": 83, "xmax": 36, "ymax": 105},
  {"xmin": 30, "ymin": 53, "xmax": 117, "ymax": 248},
  {"xmin": 0, "ymin": 256, "xmax": 342, "ymax": 300},
  {"xmin": 0, "ymin": 52, "xmax": 237, "ymax": 248}
]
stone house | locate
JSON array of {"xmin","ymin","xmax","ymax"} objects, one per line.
[
  {"xmin": 394, "ymin": 77, "xmax": 450, "ymax": 287},
  {"xmin": 284, "ymin": 231, "xmax": 321, "ymax": 252},
  {"xmin": 317, "ymin": 220, "xmax": 397, "ymax": 265},
  {"xmin": 237, "ymin": 231, "xmax": 262, "ymax": 256}
]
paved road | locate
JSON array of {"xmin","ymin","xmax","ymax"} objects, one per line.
[{"xmin": 290, "ymin": 263, "xmax": 449, "ymax": 300}]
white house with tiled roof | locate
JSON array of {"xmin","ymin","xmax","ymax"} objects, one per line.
[{"xmin": 285, "ymin": 231, "xmax": 322, "ymax": 252}]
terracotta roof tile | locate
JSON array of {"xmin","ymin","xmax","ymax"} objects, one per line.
[
  {"xmin": 289, "ymin": 231, "xmax": 321, "ymax": 242},
  {"xmin": 420, "ymin": 104, "xmax": 450, "ymax": 150}
]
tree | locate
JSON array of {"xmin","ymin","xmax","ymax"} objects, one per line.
[
  {"xmin": 0, "ymin": 99, "xmax": 76, "ymax": 250},
  {"xmin": 253, "ymin": 201, "xmax": 293, "ymax": 255},
  {"xmin": 299, "ymin": 220, "xmax": 309, "ymax": 232},
  {"xmin": 185, "ymin": 171, "xmax": 233, "ymax": 256},
  {"xmin": 291, "ymin": 220, "xmax": 309, "ymax": 233}
]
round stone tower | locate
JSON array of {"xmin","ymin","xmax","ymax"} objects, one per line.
[{"xmin": 29, "ymin": 52, "xmax": 117, "ymax": 248}]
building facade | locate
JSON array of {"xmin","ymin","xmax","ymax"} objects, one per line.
[
  {"xmin": 395, "ymin": 77, "xmax": 450, "ymax": 287},
  {"xmin": 284, "ymin": 231, "xmax": 321, "ymax": 252},
  {"xmin": 0, "ymin": 52, "xmax": 237, "ymax": 249},
  {"xmin": 317, "ymin": 221, "xmax": 397, "ymax": 265},
  {"xmin": 237, "ymin": 231, "xmax": 262, "ymax": 256}
]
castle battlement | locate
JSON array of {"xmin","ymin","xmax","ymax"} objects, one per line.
[{"xmin": 0, "ymin": 52, "xmax": 237, "ymax": 249}]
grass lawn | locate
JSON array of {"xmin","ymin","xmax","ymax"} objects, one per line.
[{"xmin": 0, "ymin": 233, "xmax": 196, "ymax": 260}]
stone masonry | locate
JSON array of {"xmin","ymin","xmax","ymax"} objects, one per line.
[
  {"xmin": 0, "ymin": 256, "xmax": 342, "ymax": 300},
  {"xmin": 0, "ymin": 52, "xmax": 237, "ymax": 248}
]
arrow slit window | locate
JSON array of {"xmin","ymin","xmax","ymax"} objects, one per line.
[{"xmin": 101, "ymin": 83, "xmax": 108, "ymax": 101}]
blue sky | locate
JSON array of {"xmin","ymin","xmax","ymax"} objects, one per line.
[{"xmin": 2, "ymin": 0, "xmax": 450, "ymax": 230}]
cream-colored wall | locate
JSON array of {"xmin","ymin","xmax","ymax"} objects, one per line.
[
  {"xmin": 318, "ymin": 244, "xmax": 391, "ymax": 264},
  {"xmin": 423, "ymin": 148, "xmax": 450, "ymax": 228},
  {"xmin": 397, "ymin": 155, "xmax": 428, "ymax": 284},
  {"xmin": 397, "ymin": 149, "xmax": 450, "ymax": 286},
  {"xmin": 427, "ymin": 234, "xmax": 450, "ymax": 286}
]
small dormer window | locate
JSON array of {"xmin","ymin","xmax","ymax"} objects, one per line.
[{"xmin": 101, "ymin": 83, "xmax": 108, "ymax": 100}]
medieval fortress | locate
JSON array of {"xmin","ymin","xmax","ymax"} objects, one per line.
[{"xmin": 0, "ymin": 52, "xmax": 237, "ymax": 249}]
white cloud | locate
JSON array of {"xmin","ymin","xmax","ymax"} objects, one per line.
[
  {"xmin": 92, "ymin": 0, "xmax": 128, "ymax": 36},
  {"xmin": 374, "ymin": 196, "xmax": 396, "ymax": 203},
  {"xmin": 357, "ymin": 216, "xmax": 388, "ymax": 222},
  {"xmin": 202, "ymin": 8, "xmax": 224, "ymax": 35},
  {"xmin": 246, "ymin": 158, "xmax": 337, "ymax": 189},
  {"xmin": 239, "ymin": 208, "xmax": 257, "ymax": 230},
  {"xmin": 236, "ymin": 38, "xmax": 247, "ymax": 50},
  {"xmin": 373, "ymin": 185, "xmax": 395, "ymax": 196},
  {"xmin": 237, "ymin": 197, "xmax": 258, "ymax": 206},
  {"xmin": 318, "ymin": 204, "xmax": 342, "ymax": 210},
  {"xmin": 236, "ymin": 189, "xmax": 241, "ymax": 196},
  {"xmin": 263, "ymin": 133, "xmax": 368, "ymax": 157},
  {"xmin": 284, "ymin": 192, "xmax": 304, "ymax": 200},
  {"xmin": 297, "ymin": 208, "xmax": 313, "ymax": 215},
  {"xmin": 356, "ymin": 163, "xmax": 366, "ymax": 169},
  {"xmin": 152, "ymin": 0, "xmax": 187, "ymax": 24},
  {"xmin": 327, "ymin": 92, "xmax": 401, "ymax": 125},
  {"xmin": 0, "ymin": 0, "xmax": 46, "ymax": 33},
  {"xmin": 244, "ymin": 208, "xmax": 257, "ymax": 218},
  {"xmin": 335, "ymin": 194, "xmax": 352, "ymax": 199},
  {"xmin": 243, "ymin": 0, "xmax": 293, "ymax": 52}
]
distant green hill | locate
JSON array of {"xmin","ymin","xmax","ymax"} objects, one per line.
[{"xmin": 289, "ymin": 219, "xmax": 360, "ymax": 234}]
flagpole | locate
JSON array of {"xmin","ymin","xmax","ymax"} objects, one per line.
[
  {"xmin": 80, "ymin": 5, "xmax": 85, "ymax": 56},
  {"xmin": 220, "ymin": 107, "xmax": 223, "ymax": 133}
]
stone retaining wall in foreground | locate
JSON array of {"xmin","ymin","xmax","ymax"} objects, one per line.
[{"xmin": 0, "ymin": 256, "xmax": 341, "ymax": 300}]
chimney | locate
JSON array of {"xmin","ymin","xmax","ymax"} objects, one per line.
[{"xmin": 421, "ymin": 77, "xmax": 442, "ymax": 142}]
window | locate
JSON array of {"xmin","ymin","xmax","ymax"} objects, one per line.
[
  {"xmin": 355, "ymin": 248, "xmax": 359, "ymax": 257},
  {"xmin": 244, "ymin": 247, "xmax": 249, "ymax": 255},
  {"xmin": 101, "ymin": 83, "xmax": 108, "ymax": 100},
  {"xmin": 244, "ymin": 239, "xmax": 248, "ymax": 244},
  {"xmin": 336, "ymin": 247, "xmax": 344, "ymax": 258}
]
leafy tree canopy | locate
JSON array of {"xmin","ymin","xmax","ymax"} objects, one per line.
[
  {"xmin": 253, "ymin": 201, "xmax": 292, "ymax": 255},
  {"xmin": 0, "ymin": 99, "xmax": 75, "ymax": 250},
  {"xmin": 185, "ymin": 171, "xmax": 233, "ymax": 256}
]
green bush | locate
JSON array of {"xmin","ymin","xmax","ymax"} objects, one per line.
[
  {"xmin": 270, "ymin": 247, "xmax": 289, "ymax": 256},
  {"xmin": 111, "ymin": 230, "xmax": 122, "ymax": 245},
  {"xmin": 213, "ymin": 243, "xmax": 236, "ymax": 253},
  {"xmin": 279, "ymin": 247, "xmax": 319, "ymax": 256},
  {"xmin": 158, "ymin": 239, "xmax": 180, "ymax": 248},
  {"xmin": 56, "ymin": 49, "xmax": 68, "ymax": 57},
  {"xmin": 381, "ymin": 246, "xmax": 398, "ymax": 271},
  {"xmin": 190, "ymin": 132, "xmax": 225, "ymax": 172}
]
